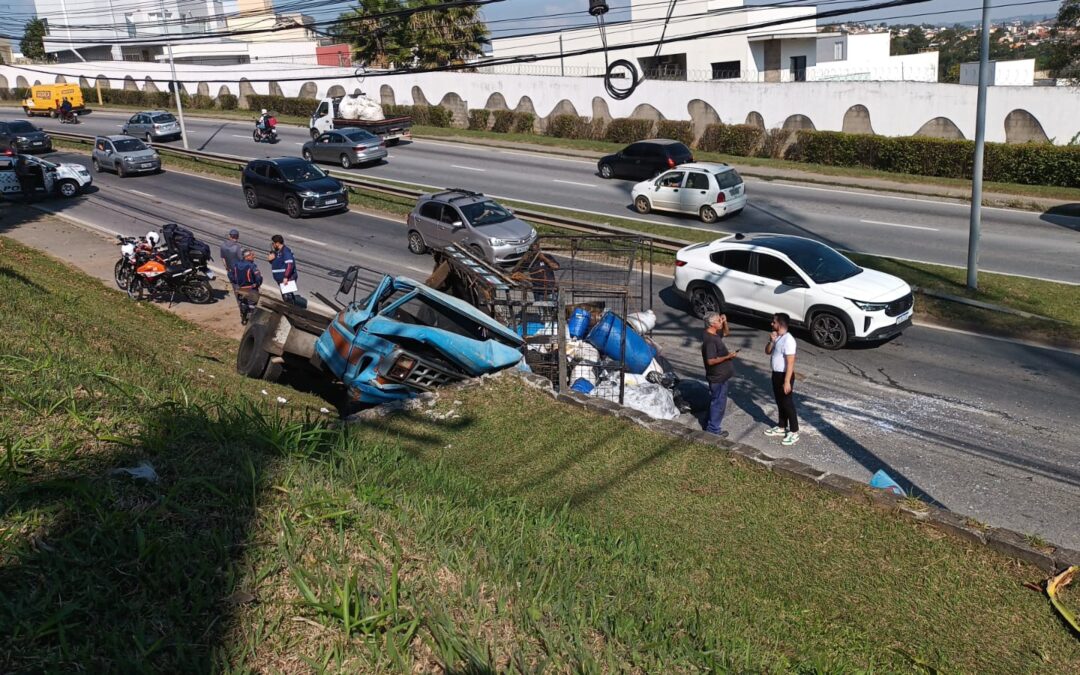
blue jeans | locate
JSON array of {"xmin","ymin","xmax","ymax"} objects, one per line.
[{"xmin": 706, "ymin": 380, "xmax": 730, "ymax": 434}]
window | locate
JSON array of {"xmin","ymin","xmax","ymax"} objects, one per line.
[
  {"xmin": 440, "ymin": 207, "xmax": 461, "ymax": 225},
  {"xmin": 419, "ymin": 202, "xmax": 442, "ymax": 220},
  {"xmin": 343, "ymin": 130, "xmax": 377, "ymax": 142},
  {"xmin": 151, "ymin": 113, "xmax": 175, "ymax": 123},
  {"xmin": 459, "ymin": 200, "xmax": 513, "ymax": 226},
  {"xmin": 622, "ymin": 143, "xmax": 643, "ymax": 158},
  {"xmin": 658, "ymin": 172, "xmax": 684, "ymax": 188},
  {"xmin": 317, "ymin": 134, "xmax": 332, "ymax": 144},
  {"xmin": 756, "ymin": 254, "xmax": 799, "ymax": 283},
  {"xmin": 685, "ymin": 172, "xmax": 710, "ymax": 190},
  {"xmin": 711, "ymin": 60, "xmax": 741, "ymax": 80},
  {"xmin": 128, "ymin": 114, "xmax": 140, "ymax": 123},
  {"xmin": 715, "ymin": 169, "xmax": 743, "ymax": 189},
  {"xmin": 280, "ymin": 162, "xmax": 325, "ymax": 182},
  {"xmin": 833, "ymin": 41, "xmax": 844, "ymax": 60},
  {"xmin": 266, "ymin": 166, "xmax": 283, "ymax": 181},
  {"xmin": 113, "ymin": 138, "xmax": 147, "ymax": 152},
  {"xmin": 315, "ymin": 102, "xmax": 329, "ymax": 118},
  {"xmin": 710, "ymin": 249, "xmax": 752, "ymax": 273},
  {"xmin": 790, "ymin": 55, "xmax": 807, "ymax": 82}
]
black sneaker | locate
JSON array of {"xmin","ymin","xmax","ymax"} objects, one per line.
[{"xmin": 241, "ymin": 315, "xmax": 248, "ymax": 326}]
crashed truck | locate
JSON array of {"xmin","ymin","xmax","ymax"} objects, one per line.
[{"xmin": 236, "ymin": 271, "xmax": 525, "ymax": 406}]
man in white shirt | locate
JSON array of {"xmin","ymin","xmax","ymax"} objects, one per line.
[{"xmin": 763, "ymin": 313, "xmax": 799, "ymax": 446}]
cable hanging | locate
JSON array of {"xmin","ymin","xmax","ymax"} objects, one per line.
[{"xmin": 592, "ymin": 0, "xmax": 679, "ymax": 100}]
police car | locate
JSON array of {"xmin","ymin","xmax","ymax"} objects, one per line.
[{"xmin": 0, "ymin": 151, "xmax": 93, "ymax": 199}]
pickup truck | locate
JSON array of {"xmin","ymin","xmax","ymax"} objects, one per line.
[
  {"xmin": 237, "ymin": 272, "xmax": 525, "ymax": 406},
  {"xmin": 309, "ymin": 96, "xmax": 413, "ymax": 145}
]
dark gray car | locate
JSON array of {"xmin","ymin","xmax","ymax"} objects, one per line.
[
  {"xmin": 406, "ymin": 189, "xmax": 536, "ymax": 265},
  {"xmin": 301, "ymin": 129, "xmax": 388, "ymax": 169},
  {"xmin": 91, "ymin": 135, "xmax": 161, "ymax": 176},
  {"xmin": 122, "ymin": 111, "xmax": 182, "ymax": 142},
  {"xmin": 0, "ymin": 120, "xmax": 52, "ymax": 153}
]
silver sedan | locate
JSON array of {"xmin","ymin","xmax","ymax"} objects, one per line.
[{"xmin": 301, "ymin": 129, "xmax": 388, "ymax": 169}]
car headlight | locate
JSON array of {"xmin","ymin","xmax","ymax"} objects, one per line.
[
  {"xmin": 16, "ymin": 136, "xmax": 27, "ymax": 142},
  {"xmin": 300, "ymin": 190, "xmax": 318, "ymax": 198},
  {"xmin": 849, "ymin": 299, "xmax": 889, "ymax": 312},
  {"xmin": 529, "ymin": 228, "xmax": 537, "ymax": 239},
  {"xmin": 489, "ymin": 238, "xmax": 506, "ymax": 247}
]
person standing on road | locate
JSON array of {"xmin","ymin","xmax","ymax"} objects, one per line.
[
  {"xmin": 764, "ymin": 313, "xmax": 799, "ymax": 446},
  {"xmin": 220, "ymin": 229, "xmax": 242, "ymax": 282},
  {"xmin": 268, "ymin": 234, "xmax": 298, "ymax": 305},
  {"xmin": 232, "ymin": 249, "xmax": 262, "ymax": 325},
  {"xmin": 701, "ymin": 312, "xmax": 737, "ymax": 438}
]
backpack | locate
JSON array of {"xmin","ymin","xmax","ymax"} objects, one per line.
[{"xmin": 161, "ymin": 223, "xmax": 211, "ymax": 263}]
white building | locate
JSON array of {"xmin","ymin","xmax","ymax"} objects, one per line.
[
  {"xmin": 488, "ymin": 0, "xmax": 936, "ymax": 83},
  {"xmin": 816, "ymin": 32, "xmax": 938, "ymax": 82},
  {"xmin": 960, "ymin": 59, "xmax": 1036, "ymax": 86}
]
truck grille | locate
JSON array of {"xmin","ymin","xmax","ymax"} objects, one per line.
[
  {"xmin": 405, "ymin": 362, "xmax": 459, "ymax": 390},
  {"xmin": 885, "ymin": 292, "xmax": 914, "ymax": 317}
]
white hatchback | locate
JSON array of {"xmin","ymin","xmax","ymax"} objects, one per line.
[
  {"xmin": 631, "ymin": 162, "xmax": 746, "ymax": 223},
  {"xmin": 673, "ymin": 233, "xmax": 914, "ymax": 349}
]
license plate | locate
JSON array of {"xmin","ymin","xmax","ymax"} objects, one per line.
[
  {"xmin": 325, "ymin": 198, "xmax": 340, "ymax": 205},
  {"xmin": 732, "ymin": 186, "xmax": 742, "ymax": 196},
  {"xmin": 515, "ymin": 245, "xmax": 529, "ymax": 254},
  {"xmin": 896, "ymin": 310, "xmax": 912, "ymax": 325},
  {"xmin": 141, "ymin": 163, "xmax": 154, "ymax": 169}
]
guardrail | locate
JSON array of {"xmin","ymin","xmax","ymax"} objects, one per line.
[{"xmin": 47, "ymin": 130, "xmax": 694, "ymax": 254}]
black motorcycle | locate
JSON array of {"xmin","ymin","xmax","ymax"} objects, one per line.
[
  {"xmin": 253, "ymin": 120, "xmax": 278, "ymax": 144},
  {"xmin": 126, "ymin": 249, "xmax": 213, "ymax": 305},
  {"xmin": 59, "ymin": 110, "xmax": 80, "ymax": 124}
]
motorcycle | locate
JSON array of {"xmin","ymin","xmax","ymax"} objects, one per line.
[
  {"xmin": 59, "ymin": 110, "xmax": 80, "ymax": 124},
  {"xmin": 127, "ymin": 248, "xmax": 213, "ymax": 305},
  {"xmin": 114, "ymin": 234, "xmax": 149, "ymax": 289},
  {"xmin": 253, "ymin": 119, "xmax": 278, "ymax": 144}
]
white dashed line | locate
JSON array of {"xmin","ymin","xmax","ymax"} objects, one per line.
[
  {"xmin": 287, "ymin": 234, "xmax": 328, "ymax": 247},
  {"xmin": 450, "ymin": 164, "xmax": 486, "ymax": 172},
  {"xmin": 127, "ymin": 189, "xmax": 155, "ymax": 199},
  {"xmin": 860, "ymin": 219, "xmax": 939, "ymax": 232},
  {"xmin": 198, "ymin": 208, "xmax": 226, "ymax": 219},
  {"xmin": 553, "ymin": 179, "xmax": 598, "ymax": 188}
]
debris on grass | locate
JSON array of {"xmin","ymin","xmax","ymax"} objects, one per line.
[
  {"xmin": 110, "ymin": 461, "xmax": 159, "ymax": 483},
  {"xmin": 1046, "ymin": 566, "xmax": 1079, "ymax": 636}
]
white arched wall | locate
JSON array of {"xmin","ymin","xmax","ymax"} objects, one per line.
[{"xmin": 1, "ymin": 63, "xmax": 1076, "ymax": 144}]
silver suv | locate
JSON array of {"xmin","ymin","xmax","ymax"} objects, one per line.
[
  {"xmin": 122, "ymin": 110, "xmax": 181, "ymax": 142},
  {"xmin": 406, "ymin": 189, "xmax": 536, "ymax": 265},
  {"xmin": 92, "ymin": 135, "xmax": 161, "ymax": 176}
]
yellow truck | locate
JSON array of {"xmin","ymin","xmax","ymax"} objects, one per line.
[{"xmin": 22, "ymin": 84, "xmax": 85, "ymax": 117}]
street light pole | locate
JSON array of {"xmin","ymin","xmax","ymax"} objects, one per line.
[
  {"xmin": 158, "ymin": 0, "xmax": 189, "ymax": 149},
  {"xmin": 966, "ymin": 0, "xmax": 991, "ymax": 290}
]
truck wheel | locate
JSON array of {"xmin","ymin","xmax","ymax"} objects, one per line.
[
  {"xmin": 310, "ymin": 128, "xmax": 320, "ymax": 140},
  {"xmin": 237, "ymin": 322, "xmax": 272, "ymax": 378},
  {"xmin": 57, "ymin": 179, "xmax": 79, "ymax": 198}
]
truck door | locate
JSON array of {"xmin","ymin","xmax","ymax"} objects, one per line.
[{"xmin": 312, "ymin": 100, "xmax": 332, "ymax": 136}]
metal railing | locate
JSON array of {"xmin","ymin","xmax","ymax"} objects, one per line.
[{"xmin": 48, "ymin": 129, "xmax": 694, "ymax": 254}]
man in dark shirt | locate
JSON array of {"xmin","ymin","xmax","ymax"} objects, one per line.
[{"xmin": 701, "ymin": 312, "xmax": 738, "ymax": 437}]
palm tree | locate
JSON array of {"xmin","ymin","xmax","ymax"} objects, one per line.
[
  {"xmin": 337, "ymin": 0, "xmax": 413, "ymax": 69},
  {"xmin": 407, "ymin": 0, "xmax": 489, "ymax": 69}
]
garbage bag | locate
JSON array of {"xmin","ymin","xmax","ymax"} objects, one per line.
[
  {"xmin": 338, "ymin": 95, "xmax": 385, "ymax": 121},
  {"xmin": 626, "ymin": 309, "xmax": 657, "ymax": 334},
  {"xmin": 591, "ymin": 381, "xmax": 680, "ymax": 420}
]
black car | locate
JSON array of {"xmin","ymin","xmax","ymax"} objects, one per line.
[
  {"xmin": 597, "ymin": 138, "xmax": 693, "ymax": 180},
  {"xmin": 241, "ymin": 157, "xmax": 348, "ymax": 219},
  {"xmin": 0, "ymin": 120, "xmax": 52, "ymax": 154}
]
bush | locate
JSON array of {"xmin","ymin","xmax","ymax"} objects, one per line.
[
  {"xmin": 603, "ymin": 118, "xmax": 655, "ymax": 145},
  {"xmin": 698, "ymin": 124, "xmax": 765, "ymax": 157},
  {"xmin": 547, "ymin": 114, "xmax": 588, "ymax": 139},
  {"xmin": 656, "ymin": 120, "xmax": 693, "ymax": 146},
  {"xmin": 512, "ymin": 112, "xmax": 535, "ymax": 133},
  {"xmin": 491, "ymin": 110, "xmax": 515, "ymax": 133},
  {"xmin": 189, "ymin": 94, "xmax": 214, "ymax": 110},
  {"xmin": 246, "ymin": 94, "xmax": 316, "ymax": 118},
  {"xmin": 218, "ymin": 94, "xmax": 238, "ymax": 110},
  {"xmin": 759, "ymin": 128, "xmax": 796, "ymax": 159},
  {"xmin": 468, "ymin": 108, "xmax": 490, "ymax": 131},
  {"xmin": 384, "ymin": 104, "xmax": 453, "ymax": 128}
]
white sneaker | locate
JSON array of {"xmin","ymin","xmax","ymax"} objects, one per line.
[
  {"xmin": 781, "ymin": 432, "xmax": 800, "ymax": 446},
  {"xmin": 763, "ymin": 426, "xmax": 786, "ymax": 437}
]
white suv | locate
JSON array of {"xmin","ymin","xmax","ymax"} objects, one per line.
[
  {"xmin": 631, "ymin": 162, "xmax": 746, "ymax": 223},
  {"xmin": 673, "ymin": 234, "xmax": 913, "ymax": 349}
]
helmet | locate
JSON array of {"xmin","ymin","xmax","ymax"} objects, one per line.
[
  {"xmin": 146, "ymin": 231, "xmax": 160, "ymax": 247},
  {"xmin": 260, "ymin": 109, "xmax": 268, "ymax": 115}
]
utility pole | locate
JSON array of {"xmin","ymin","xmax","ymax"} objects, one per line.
[
  {"xmin": 966, "ymin": 0, "xmax": 991, "ymax": 290},
  {"xmin": 559, "ymin": 34, "xmax": 564, "ymax": 76},
  {"xmin": 158, "ymin": 0, "xmax": 189, "ymax": 149}
]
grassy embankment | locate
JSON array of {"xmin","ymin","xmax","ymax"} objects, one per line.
[{"xmin": 1, "ymin": 236, "xmax": 1079, "ymax": 671}]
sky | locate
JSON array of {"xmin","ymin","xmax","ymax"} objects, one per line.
[{"xmin": 480, "ymin": 0, "xmax": 1066, "ymax": 37}]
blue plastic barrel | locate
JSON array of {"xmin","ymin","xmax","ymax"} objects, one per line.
[
  {"xmin": 585, "ymin": 311, "xmax": 657, "ymax": 374},
  {"xmin": 568, "ymin": 308, "xmax": 591, "ymax": 339},
  {"xmin": 570, "ymin": 378, "xmax": 594, "ymax": 394},
  {"xmin": 515, "ymin": 322, "xmax": 553, "ymax": 337}
]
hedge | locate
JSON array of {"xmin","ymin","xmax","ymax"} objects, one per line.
[
  {"xmin": 491, "ymin": 110, "xmax": 535, "ymax": 133},
  {"xmin": 656, "ymin": 120, "xmax": 693, "ymax": 147},
  {"xmin": 785, "ymin": 130, "xmax": 1080, "ymax": 188},
  {"xmin": 604, "ymin": 118, "xmax": 655, "ymax": 144},
  {"xmin": 218, "ymin": 94, "xmax": 238, "ymax": 111},
  {"xmin": 246, "ymin": 94, "xmax": 317, "ymax": 118},
  {"xmin": 383, "ymin": 104, "xmax": 453, "ymax": 128},
  {"xmin": 698, "ymin": 124, "xmax": 765, "ymax": 157},
  {"xmin": 468, "ymin": 108, "xmax": 490, "ymax": 131}
]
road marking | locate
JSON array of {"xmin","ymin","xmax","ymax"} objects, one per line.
[
  {"xmin": 294, "ymin": 142, "xmax": 304, "ymax": 146},
  {"xmin": 450, "ymin": 164, "xmax": 486, "ymax": 172},
  {"xmin": 851, "ymin": 250, "xmax": 1080, "ymax": 286},
  {"xmin": 198, "ymin": 208, "xmax": 226, "ymax": 219},
  {"xmin": 127, "ymin": 189, "xmax": 155, "ymax": 199},
  {"xmin": 860, "ymin": 219, "xmax": 939, "ymax": 232},
  {"xmin": 914, "ymin": 321, "xmax": 1080, "ymax": 356},
  {"xmin": 288, "ymin": 234, "xmax": 328, "ymax": 248},
  {"xmin": 410, "ymin": 138, "xmax": 596, "ymax": 166},
  {"xmin": 231, "ymin": 134, "xmax": 251, "ymax": 139},
  {"xmin": 553, "ymin": 179, "xmax": 597, "ymax": 187}
]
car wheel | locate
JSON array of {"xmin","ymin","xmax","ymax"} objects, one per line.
[
  {"xmin": 599, "ymin": 163, "xmax": 613, "ymax": 179},
  {"xmin": 244, "ymin": 187, "xmax": 259, "ymax": 209},
  {"xmin": 699, "ymin": 205, "xmax": 718, "ymax": 224},
  {"xmin": 302, "ymin": 148, "xmax": 312, "ymax": 161},
  {"xmin": 407, "ymin": 230, "xmax": 427, "ymax": 255},
  {"xmin": 92, "ymin": 158, "xmax": 101, "ymax": 173},
  {"xmin": 634, "ymin": 196, "xmax": 652, "ymax": 214},
  {"xmin": 689, "ymin": 286, "xmax": 724, "ymax": 319},
  {"xmin": 386, "ymin": 138, "xmax": 400, "ymax": 147},
  {"xmin": 143, "ymin": 133, "xmax": 152, "ymax": 143},
  {"xmin": 23, "ymin": 107, "xmax": 31, "ymax": 116},
  {"xmin": 285, "ymin": 196, "xmax": 302, "ymax": 219},
  {"xmin": 340, "ymin": 154, "xmax": 352, "ymax": 169},
  {"xmin": 810, "ymin": 311, "xmax": 849, "ymax": 350},
  {"xmin": 117, "ymin": 163, "xmax": 126, "ymax": 178},
  {"xmin": 468, "ymin": 244, "xmax": 486, "ymax": 261},
  {"xmin": 57, "ymin": 179, "xmax": 78, "ymax": 198}
]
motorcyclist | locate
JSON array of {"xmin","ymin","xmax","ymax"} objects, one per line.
[
  {"xmin": 59, "ymin": 97, "xmax": 74, "ymax": 122},
  {"xmin": 256, "ymin": 109, "xmax": 272, "ymax": 139}
]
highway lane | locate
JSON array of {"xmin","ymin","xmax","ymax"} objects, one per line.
[
  {"xmin": 14, "ymin": 107, "xmax": 1079, "ymax": 283},
  {"xmin": 29, "ymin": 151, "xmax": 1080, "ymax": 549}
]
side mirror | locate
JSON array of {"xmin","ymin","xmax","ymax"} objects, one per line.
[
  {"xmin": 781, "ymin": 275, "xmax": 807, "ymax": 288},
  {"xmin": 451, "ymin": 221, "xmax": 464, "ymax": 229},
  {"xmin": 338, "ymin": 265, "xmax": 359, "ymax": 295}
]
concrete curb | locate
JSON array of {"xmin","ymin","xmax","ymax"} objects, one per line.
[{"xmin": 512, "ymin": 371, "xmax": 1079, "ymax": 575}]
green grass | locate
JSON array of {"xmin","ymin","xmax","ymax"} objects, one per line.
[{"xmin": 1, "ymin": 236, "xmax": 1079, "ymax": 671}]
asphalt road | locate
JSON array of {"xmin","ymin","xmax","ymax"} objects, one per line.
[
  {"xmin": 24, "ymin": 151, "xmax": 1080, "ymax": 550},
  {"xmin": 12, "ymin": 107, "xmax": 1079, "ymax": 283}
]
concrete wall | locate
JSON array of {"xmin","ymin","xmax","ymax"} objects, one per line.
[
  {"xmin": 1, "ymin": 63, "xmax": 1075, "ymax": 144},
  {"xmin": 960, "ymin": 59, "xmax": 1035, "ymax": 86}
]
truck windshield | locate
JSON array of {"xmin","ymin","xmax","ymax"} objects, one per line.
[
  {"xmin": 460, "ymin": 200, "xmax": 514, "ymax": 227},
  {"xmin": 383, "ymin": 293, "xmax": 492, "ymax": 342}
]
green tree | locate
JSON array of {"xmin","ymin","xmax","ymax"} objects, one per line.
[
  {"xmin": 1050, "ymin": 0, "xmax": 1080, "ymax": 80},
  {"xmin": 20, "ymin": 18, "xmax": 48, "ymax": 61},
  {"xmin": 408, "ymin": 0, "xmax": 488, "ymax": 68},
  {"xmin": 337, "ymin": 0, "xmax": 413, "ymax": 69},
  {"xmin": 336, "ymin": 0, "xmax": 488, "ymax": 70}
]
